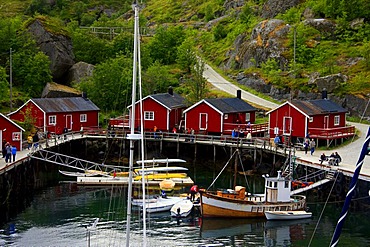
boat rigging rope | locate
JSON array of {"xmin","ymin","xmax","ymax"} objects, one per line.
[
  {"xmin": 207, "ymin": 149, "xmax": 238, "ymax": 191},
  {"xmin": 237, "ymin": 151, "xmax": 251, "ymax": 191},
  {"xmin": 307, "ymin": 172, "xmax": 338, "ymax": 247}
]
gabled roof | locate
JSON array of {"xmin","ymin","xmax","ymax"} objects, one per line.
[
  {"xmin": 266, "ymin": 99, "xmax": 347, "ymax": 116},
  {"xmin": 205, "ymin": 98, "xmax": 256, "ymax": 113},
  {"xmin": 150, "ymin": 92, "xmax": 186, "ymax": 109},
  {"xmin": 31, "ymin": 97, "xmax": 100, "ymax": 113},
  {"xmin": 0, "ymin": 113, "xmax": 25, "ymax": 131},
  {"xmin": 184, "ymin": 97, "xmax": 256, "ymax": 114}
]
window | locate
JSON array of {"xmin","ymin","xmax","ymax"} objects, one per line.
[
  {"xmin": 309, "ymin": 117, "xmax": 313, "ymax": 122},
  {"xmin": 144, "ymin": 111, "xmax": 154, "ymax": 120},
  {"xmin": 12, "ymin": 132, "xmax": 21, "ymax": 141},
  {"xmin": 285, "ymin": 181, "xmax": 289, "ymax": 188},
  {"xmin": 49, "ymin": 115, "xmax": 56, "ymax": 125},
  {"xmin": 80, "ymin": 114, "xmax": 87, "ymax": 122},
  {"xmin": 245, "ymin": 113, "xmax": 250, "ymax": 122},
  {"xmin": 334, "ymin": 115, "xmax": 340, "ymax": 126},
  {"xmin": 224, "ymin": 114, "xmax": 228, "ymax": 120}
]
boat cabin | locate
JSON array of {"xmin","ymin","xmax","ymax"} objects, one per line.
[{"xmin": 264, "ymin": 171, "xmax": 291, "ymax": 203}]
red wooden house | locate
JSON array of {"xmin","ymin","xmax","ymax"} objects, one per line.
[
  {"xmin": 183, "ymin": 92, "xmax": 257, "ymax": 135},
  {"xmin": 129, "ymin": 87, "xmax": 187, "ymax": 132},
  {"xmin": 0, "ymin": 113, "xmax": 25, "ymax": 151},
  {"xmin": 266, "ymin": 99, "xmax": 355, "ymax": 145},
  {"xmin": 8, "ymin": 96, "xmax": 100, "ymax": 134}
]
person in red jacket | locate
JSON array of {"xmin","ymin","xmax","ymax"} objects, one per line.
[{"xmin": 190, "ymin": 185, "xmax": 199, "ymax": 201}]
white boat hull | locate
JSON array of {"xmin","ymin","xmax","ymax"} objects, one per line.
[
  {"xmin": 265, "ymin": 211, "xmax": 312, "ymax": 220},
  {"xmin": 170, "ymin": 199, "xmax": 193, "ymax": 217},
  {"xmin": 134, "ymin": 196, "xmax": 185, "ymax": 213}
]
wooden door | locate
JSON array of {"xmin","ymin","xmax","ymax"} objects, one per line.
[{"xmin": 283, "ymin": 117, "xmax": 292, "ymax": 135}]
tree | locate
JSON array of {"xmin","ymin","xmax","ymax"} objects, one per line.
[
  {"xmin": 0, "ymin": 66, "xmax": 8, "ymax": 101},
  {"xmin": 187, "ymin": 60, "xmax": 208, "ymax": 104},
  {"xmin": 148, "ymin": 26, "xmax": 185, "ymax": 65},
  {"xmin": 79, "ymin": 55, "xmax": 133, "ymax": 111},
  {"xmin": 142, "ymin": 60, "xmax": 179, "ymax": 95},
  {"xmin": 176, "ymin": 38, "xmax": 197, "ymax": 74}
]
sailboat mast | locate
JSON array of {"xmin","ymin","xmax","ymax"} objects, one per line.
[{"xmin": 125, "ymin": 4, "xmax": 139, "ymax": 247}]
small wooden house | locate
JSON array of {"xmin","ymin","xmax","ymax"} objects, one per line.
[
  {"xmin": 0, "ymin": 113, "xmax": 25, "ymax": 151},
  {"xmin": 266, "ymin": 98, "xmax": 355, "ymax": 145},
  {"xmin": 129, "ymin": 87, "xmax": 187, "ymax": 132},
  {"xmin": 8, "ymin": 96, "xmax": 100, "ymax": 134},
  {"xmin": 183, "ymin": 91, "xmax": 257, "ymax": 135}
]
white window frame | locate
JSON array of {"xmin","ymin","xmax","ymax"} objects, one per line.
[
  {"xmin": 334, "ymin": 115, "xmax": 340, "ymax": 126},
  {"xmin": 80, "ymin": 114, "xmax": 87, "ymax": 123},
  {"xmin": 224, "ymin": 114, "xmax": 228, "ymax": 120},
  {"xmin": 49, "ymin": 115, "xmax": 56, "ymax": 125},
  {"xmin": 12, "ymin": 132, "xmax": 21, "ymax": 141},
  {"xmin": 245, "ymin": 112, "xmax": 251, "ymax": 122},
  {"xmin": 309, "ymin": 117, "xmax": 313, "ymax": 122},
  {"xmin": 144, "ymin": 111, "xmax": 154, "ymax": 120}
]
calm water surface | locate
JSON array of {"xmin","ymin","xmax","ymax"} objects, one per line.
[{"xmin": 1, "ymin": 183, "xmax": 370, "ymax": 247}]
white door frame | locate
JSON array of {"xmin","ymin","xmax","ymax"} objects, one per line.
[
  {"xmin": 283, "ymin": 116, "xmax": 292, "ymax": 135},
  {"xmin": 66, "ymin": 115, "xmax": 73, "ymax": 130},
  {"xmin": 199, "ymin": 113, "xmax": 208, "ymax": 130}
]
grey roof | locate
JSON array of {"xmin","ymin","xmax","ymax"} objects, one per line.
[
  {"xmin": 32, "ymin": 97, "xmax": 100, "ymax": 113},
  {"xmin": 150, "ymin": 92, "xmax": 187, "ymax": 109},
  {"xmin": 292, "ymin": 99, "xmax": 347, "ymax": 115},
  {"xmin": 205, "ymin": 98, "xmax": 256, "ymax": 113}
]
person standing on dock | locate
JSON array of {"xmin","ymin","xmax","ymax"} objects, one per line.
[
  {"xmin": 27, "ymin": 134, "xmax": 33, "ymax": 150},
  {"xmin": 309, "ymin": 139, "xmax": 316, "ymax": 155},
  {"xmin": 5, "ymin": 143, "xmax": 11, "ymax": 163},
  {"xmin": 303, "ymin": 139, "xmax": 309, "ymax": 154},
  {"xmin": 11, "ymin": 145, "xmax": 17, "ymax": 162},
  {"xmin": 190, "ymin": 185, "xmax": 199, "ymax": 201}
]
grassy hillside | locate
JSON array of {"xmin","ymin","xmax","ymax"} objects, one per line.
[{"xmin": 0, "ymin": 0, "xmax": 369, "ymax": 117}]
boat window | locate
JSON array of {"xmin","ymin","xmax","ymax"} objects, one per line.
[{"xmin": 285, "ymin": 181, "xmax": 289, "ymax": 188}]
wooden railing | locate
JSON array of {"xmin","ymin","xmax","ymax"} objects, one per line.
[
  {"xmin": 308, "ymin": 126, "xmax": 356, "ymax": 139},
  {"xmin": 222, "ymin": 123, "xmax": 268, "ymax": 135}
]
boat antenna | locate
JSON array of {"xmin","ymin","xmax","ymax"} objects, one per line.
[{"xmin": 329, "ymin": 127, "xmax": 370, "ymax": 246}]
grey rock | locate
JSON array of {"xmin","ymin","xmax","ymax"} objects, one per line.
[
  {"xmin": 41, "ymin": 82, "xmax": 81, "ymax": 98},
  {"xmin": 303, "ymin": 18, "xmax": 336, "ymax": 39},
  {"xmin": 67, "ymin": 62, "xmax": 95, "ymax": 84},
  {"xmin": 261, "ymin": 0, "xmax": 302, "ymax": 19},
  {"xmin": 313, "ymin": 73, "xmax": 347, "ymax": 93},
  {"xmin": 27, "ymin": 19, "xmax": 75, "ymax": 81}
]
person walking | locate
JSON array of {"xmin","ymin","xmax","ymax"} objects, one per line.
[
  {"xmin": 11, "ymin": 145, "xmax": 17, "ymax": 162},
  {"xmin": 5, "ymin": 143, "xmax": 11, "ymax": 163},
  {"xmin": 309, "ymin": 139, "xmax": 316, "ymax": 155},
  {"xmin": 303, "ymin": 139, "xmax": 309, "ymax": 155}
]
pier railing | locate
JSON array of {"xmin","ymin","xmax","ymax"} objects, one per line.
[{"xmin": 308, "ymin": 126, "xmax": 355, "ymax": 139}]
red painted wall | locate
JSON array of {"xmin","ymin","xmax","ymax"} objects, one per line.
[
  {"xmin": 185, "ymin": 102, "xmax": 222, "ymax": 133},
  {"xmin": 0, "ymin": 116, "xmax": 23, "ymax": 151},
  {"xmin": 268, "ymin": 104, "xmax": 306, "ymax": 138},
  {"xmin": 133, "ymin": 98, "xmax": 168, "ymax": 132},
  {"xmin": 9, "ymin": 101, "xmax": 44, "ymax": 128},
  {"xmin": 309, "ymin": 113, "xmax": 346, "ymax": 129}
]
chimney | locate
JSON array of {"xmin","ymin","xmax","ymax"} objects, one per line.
[
  {"xmin": 82, "ymin": 92, "xmax": 87, "ymax": 99},
  {"xmin": 237, "ymin": 90, "xmax": 241, "ymax": 99},
  {"xmin": 168, "ymin": 86, "xmax": 173, "ymax": 96},
  {"xmin": 322, "ymin": 88, "xmax": 327, "ymax": 99},
  {"xmin": 154, "ymin": 90, "xmax": 157, "ymax": 94}
]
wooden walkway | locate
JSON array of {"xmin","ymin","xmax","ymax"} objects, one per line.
[{"xmin": 1, "ymin": 124, "xmax": 369, "ymax": 182}]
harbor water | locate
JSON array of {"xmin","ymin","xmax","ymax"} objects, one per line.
[{"xmin": 1, "ymin": 183, "xmax": 370, "ymax": 247}]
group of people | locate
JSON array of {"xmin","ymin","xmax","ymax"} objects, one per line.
[
  {"xmin": 320, "ymin": 152, "xmax": 342, "ymax": 166},
  {"xmin": 303, "ymin": 138, "xmax": 316, "ymax": 155},
  {"xmin": 27, "ymin": 131, "xmax": 41, "ymax": 151},
  {"xmin": 1, "ymin": 140, "xmax": 17, "ymax": 163}
]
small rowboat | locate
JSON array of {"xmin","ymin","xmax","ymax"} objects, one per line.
[
  {"xmin": 170, "ymin": 199, "xmax": 193, "ymax": 218},
  {"xmin": 265, "ymin": 211, "xmax": 312, "ymax": 220}
]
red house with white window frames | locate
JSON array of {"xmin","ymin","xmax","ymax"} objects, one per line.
[
  {"xmin": 266, "ymin": 99, "xmax": 355, "ymax": 145},
  {"xmin": 8, "ymin": 97, "xmax": 100, "ymax": 135},
  {"xmin": 128, "ymin": 87, "xmax": 187, "ymax": 132},
  {"xmin": 183, "ymin": 91, "xmax": 257, "ymax": 135},
  {"xmin": 0, "ymin": 113, "xmax": 25, "ymax": 152}
]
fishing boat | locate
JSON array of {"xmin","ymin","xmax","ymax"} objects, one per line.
[
  {"xmin": 170, "ymin": 199, "xmax": 194, "ymax": 218},
  {"xmin": 264, "ymin": 211, "xmax": 312, "ymax": 220},
  {"xmin": 201, "ymin": 171, "xmax": 306, "ymax": 218}
]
